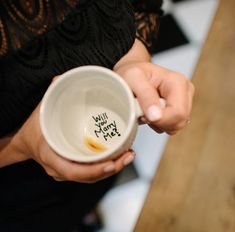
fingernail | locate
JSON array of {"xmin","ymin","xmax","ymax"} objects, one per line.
[
  {"xmin": 104, "ymin": 164, "xmax": 115, "ymax": 173},
  {"xmin": 147, "ymin": 105, "xmax": 162, "ymax": 121},
  {"xmin": 123, "ymin": 154, "xmax": 135, "ymax": 166}
]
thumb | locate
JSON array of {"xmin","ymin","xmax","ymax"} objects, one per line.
[
  {"xmin": 52, "ymin": 75, "xmax": 60, "ymax": 82},
  {"xmin": 120, "ymin": 67, "xmax": 162, "ymax": 122}
]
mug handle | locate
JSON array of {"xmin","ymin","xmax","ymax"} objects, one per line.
[{"xmin": 134, "ymin": 98, "xmax": 166, "ymax": 118}]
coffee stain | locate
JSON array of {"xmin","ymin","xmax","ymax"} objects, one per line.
[{"xmin": 84, "ymin": 136, "xmax": 106, "ymax": 153}]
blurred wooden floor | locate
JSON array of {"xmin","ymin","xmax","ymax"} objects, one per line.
[{"xmin": 135, "ymin": 0, "xmax": 235, "ymax": 231}]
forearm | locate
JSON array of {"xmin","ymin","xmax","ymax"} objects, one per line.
[
  {"xmin": 113, "ymin": 39, "xmax": 151, "ymax": 71},
  {"xmin": 0, "ymin": 136, "xmax": 12, "ymax": 151},
  {"xmin": 0, "ymin": 137, "xmax": 28, "ymax": 168}
]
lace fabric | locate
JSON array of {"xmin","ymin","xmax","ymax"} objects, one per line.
[
  {"xmin": 0, "ymin": 0, "xmax": 163, "ymax": 137},
  {"xmin": 0, "ymin": 1, "xmax": 164, "ymax": 226},
  {"xmin": 0, "ymin": 0, "xmax": 80, "ymax": 57},
  {"xmin": 133, "ymin": 0, "xmax": 163, "ymax": 49},
  {"xmin": 0, "ymin": 0, "xmax": 163, "ymax": 58},
  {"xmin": 135, "ymin": 11, "xmax": 160, "ymax": 48},
  {"xmin": 0, "ymin": 0, "xmax": 136, "ymax": 137}
]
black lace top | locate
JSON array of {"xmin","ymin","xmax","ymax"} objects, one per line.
[
  {"xmin": 0, "ymin": 0, "xmax": 163, "ymax": 137},
  {"xmin": 0, "ymin": 0, "xmax": 163, "ymax": 226}
]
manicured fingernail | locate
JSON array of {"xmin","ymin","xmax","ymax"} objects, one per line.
[
  {"xmin": 147, "ymin": 105, "xmax": 162, "ymax": 121},
  {"xmin": 123, "ymin": 154, "xmax": 135, "ymax": 166},
  {"xmin": 104, "ymin": 164, "xmax": 115, "ymax": 173}
]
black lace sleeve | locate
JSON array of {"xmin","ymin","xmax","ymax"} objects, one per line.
[
  {"xmin": 0, "ymin": 0, "xmax": 136, "ymax": 137},
  {"xmin": 132, "ymin": 0, "xmax": 163, "ymax": 49}
]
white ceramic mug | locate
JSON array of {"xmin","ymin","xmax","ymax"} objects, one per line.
[{"xmin": 40, "ymin": 66, "xmax": 156, "ymax": 163}]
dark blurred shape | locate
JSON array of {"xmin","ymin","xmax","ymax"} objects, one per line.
[
  {"xmin": 149, "ymin": 14, "xmax": 189, "ymax": 54},
  {"xmin": 171, "ymin": 0, "xmax": 192, "ymax": 3}
]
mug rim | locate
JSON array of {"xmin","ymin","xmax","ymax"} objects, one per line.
[{"xmin": 40, "ymin": 65, "xmax": 137, "ymax": 163}]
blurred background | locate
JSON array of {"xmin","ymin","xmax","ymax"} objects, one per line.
[{"xmin": 96, "ymin": 0, "xmax": 219, "ymax": 231}]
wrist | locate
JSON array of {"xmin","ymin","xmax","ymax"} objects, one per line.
[
  {"xmin": 14, "ymin": 107, "xmax": 43, "ymax": 158},
  {"xmin": 113, "ymin": 39, "xmax": 151, "ymax": 72},
  {"xmin": 0, "ymin": 137, "xmax": 29, "ymax": 168}
]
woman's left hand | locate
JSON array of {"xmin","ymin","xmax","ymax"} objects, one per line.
[{"xmin": 114, "ymin": 62, "xmax": 195, "ymax": 135}]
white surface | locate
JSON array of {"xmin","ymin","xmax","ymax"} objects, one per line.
[
  {"xmin": 173, "ymin": 0, "xmax": 219, "ymax": 44},
  {"xmin": 161, "ymin": 0, "xmax": 174, "ymax": 13},
  {"xmin": 152, "ymin": 44, "xmax": 200, "ymax": 79},
  {"xmin": 98, "ymin": 179, "xmax": 149, "ymax": 232},
  {"xmin": 133, "ymin": 125, "xmax": 169, "ymax": 180}
]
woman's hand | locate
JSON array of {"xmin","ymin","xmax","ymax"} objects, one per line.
[
  {"xmin": 1, "ymin": 77, "xmax": 135, "ymax": 182},
  {"xmin": 114, "ymin": 62, "xmax": 194, "ymax": 135},
  {"xmin": 113, "ymin": 39, "xmax": 194, "ymax": 135},
  {"xmin": 9, "ymin": 103, "xmax": 136, "ymax": 183},
  {"xmin": 10, "ymin": 102, "xmax": 135, "ymax": 183}
]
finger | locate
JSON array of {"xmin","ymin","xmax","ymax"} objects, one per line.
[
  {"xmin": 43, "ymin": 149, "xmax": 114, "ymax": 182},
  {"xmin": 53, "ymin": 177, "xmax": 66, "ymax": 182},
  {"xmin": 157, "ymin": 76, "xmax": 190, "ymax": 131},
  {"xmin": 52, "ymin": 76, "xmax": 60, "ymax": 82},
  {"xmin": 163, "ymin": 86, "xmax": 194, "ymax": 135},
  {"xmin": 43, "ymin": 165, "xmax": 57, "ymax": 177},
  {"xmin": 42, "ymin": 148, "xmax": 133, "ymax": 183},
  {"xmin": 121, "ymin": 67, "xmax": 162, "ymax": 122},
  {"xmin": 167, "ymin": 130, "xmax": 178, "ymax": 135},
  {"xmin": 164, "ymin": 81, "xmax": 194, "ymax": 134},
  {"xmin": 87, "ymin": 151, "xmax": 136, "ymax": 183},
  {"xmin": 113, "ymin": 150, "xmax": 135, "ymax": 171},
  {"xmin": 39, "ymin": 162, "xmax": 64, "ymax": 180}
]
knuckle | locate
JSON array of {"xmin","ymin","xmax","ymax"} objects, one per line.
[
  {"xmin": 83, "ymin": 175, "xmax": 99, "ymax": 184},
  {"xmin": 53, "ymin": 177, "xmax": 63, "ymax": 182},
  {"xmin": 40, "ymin": 154, "xmax": 47, "ymax": 165},
  {"xmin": 171, "ymin": 118, "xmax": 189, "ymax": 131},
  {"xmin": 171, "ymin": 71, "xmax": 186, "ymax": 81},
  {"xmin": 167, "ymin": 72, "xmax": 188, "ymax": 88},
  {"xmin": 174, "ymin": 123, "xmax": 185, "ymax": 131},
  {"xmin": 173, "ymin": 108, "xmax": 188, "ymax": 122},
  {"xmin": 122, "ymin": 66, "xmax": 145, "ymax": 79},
  {"xmin": 64, "ymin": 167, "xmax": 103, "ymax": 182},
  {"xmin": 126, "ymin": 66, "xmax": 143, "ymax": 75},
  {"xmin": 168, "ymin": 130, "xmax": 178, "ymax": 135},
  {"xmin": 38, "ymin": 144, "xmax": 49, "ymax": 164},
  {"xmin": 52, "ymin": 76, "xmax": 59, "ymax": 82},
  {"xmin": 63, "ymin": 170, "xmax": 77, "ymax": 181},
  {"xmin": 45, "ymin": 169, "xmax": 54, "ymax": 177},
  {"xmin": 89, "ymin": 170, "xmax": 103, "ymax": 181}
]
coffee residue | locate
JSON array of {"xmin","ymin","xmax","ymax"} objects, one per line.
[{"xmin": 84, "ymin": 136, "xmax": 107, "ymax": 153}]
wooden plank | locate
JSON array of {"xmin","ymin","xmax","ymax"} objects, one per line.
[{"xmin": 135, "ymin": 0, "xmax": 235, "ymax": 231}]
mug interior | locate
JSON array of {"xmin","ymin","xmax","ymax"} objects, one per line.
[{"xmin": 41, "ymin": 67, "xmax": 135, "ymax": 162}]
